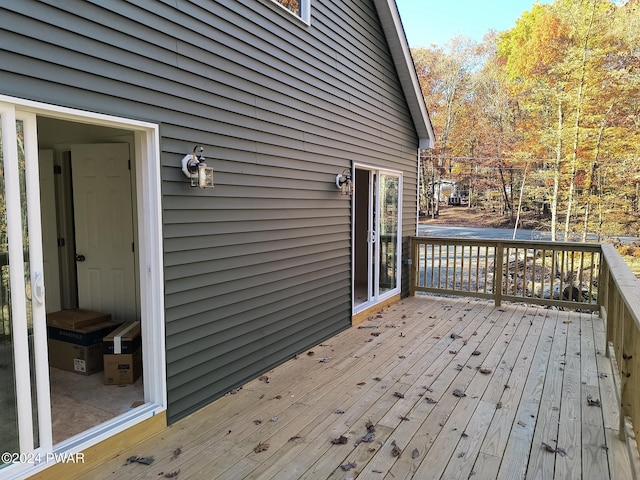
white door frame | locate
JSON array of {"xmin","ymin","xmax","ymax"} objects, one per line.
[
  {"xmin": 0, "ymin": 94, "xmax": 166, "ymax": 479},
  {"xmin": 352, "ymin": 163, "xmax": 403, "ymax": 314}
]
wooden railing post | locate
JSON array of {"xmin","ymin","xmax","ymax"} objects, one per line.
[{"xmin": 494, "ymin": 242, "xmax": 503, "ymax": 307}]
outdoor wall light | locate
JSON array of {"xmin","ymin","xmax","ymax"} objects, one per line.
[
  {"xmin": 181, "ymin": 146, "xmax": 214, "ymax": 188},
  {"xmin": 335, "ymin": 169, "xmax": 353, "ymax": 195}
]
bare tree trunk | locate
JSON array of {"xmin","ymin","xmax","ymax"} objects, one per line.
[
  {"xmin": 564, "ymin": 1, "xmax": 596, "ymax": 242},
  {"xmin": 513, "ymin": 160, "xmax": 530, "ymax": 239},
  {"xmin": 551, "ymin": 98, "xmax": 563, "ymax": 242}
]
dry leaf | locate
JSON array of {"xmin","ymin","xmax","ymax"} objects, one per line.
[
  {"xmin": 425, "ymin": 397, "xmax": 437, "ymax": 404},
  {"xmin": 371, "ymin": 332, "xmax": 381, "ymax": 337},
  {"xmin": 556, "ymin": 447, "xmax": 567, "ymax": 457},
  {"xmin": 171, "ymin": 447, "xmax": 182, "ymax": 461},
  {"xmin": 412, "ymin": 448, "xmax": 420, "ymax": 459},
  {"xmin": 164, "ymin": 470, "xmax": 180, "ymax": 479},
  {"xmin": 517, "ymin": 420, "xmax": 526, "ymax": 427},
  {"xmin": 455, "ymin": 364, "xmax": 463, "ymax": 371},
  {"xmin": 289, "ymin": 435, "xmax": 302, "ymax": 441},
  {"xmin": 453, "ymin": 389, "xmax": 466, "ymax": 398},
  {"xmin": 319, "ymin": 357, "xmax": 330, "ymax": 363},
  {"xmin": 365, "ymin": 421, "xmax": 376, "ymax": 432},
  {"xmin": 496, "ymin": 401, "xmax": 502, "ymax": 409},
  {"xmin": 394, "ymin": 392, "xmax": 405, "ymax": 399},
  {"xmin": 542, "ymin": 442, "xmax": 556, "ymax": 453},
  {"xmin": 373, "ymin": 377, "xmax": 382, "ymax": 381},
  {"xmin": 340, "ymin": 462, "xmax": 357, "ymax": 471},
  {"xmin": 471, "ymin": 350, "xmax": 481, "ymax": 356},
  {"xmin": 458, "ymin": 452, "xmax": 465, "ymax": 458},
  {"xmin": 361, "ymin": 432, "xmax": 375, "ymax": 443},
  {"xmin": 258, "ymin": 375, "xmax": 269, "ymax": 383},
  {"xmin": 357, "ymin": 381, "xmax": 366, "ymax": 386},
  {"xmin": 449, "ymin": 350, "xmax": 458, "ymax": 354},
  {"xmin": 479, "ymin": 368, "xmax": 492, "ymax": 374},
  {"xmin": 307, "ymin": 351, "xmax": 314, "ymax": 356},
  {"xmin": 125, "ymin": 456, "xmax": 154, "ymax": 465},
  {"xmin": 335, "ymin": 409, "xmax": 345, "ymax": 414},
  {"xmin": 400, "ymin": 415, "xmax": 410, "ymax": 421},
  {"xmin": 392, "ymin": 445, "xmax": 402, "ymax": 457},
  {"xmin": 450, "ymin": 333, "xmax": 462, "ymax": 339},
  {"xmin": 331, "ymin": 435, "xmax": 348, "ymax": 445},
  {"xmin": 254, "ymin": 442, "xmax": 270, "ymax": 453},
  {"xmin": 587, "ymin": 395, "xmax": 601, "ymax": 407}
]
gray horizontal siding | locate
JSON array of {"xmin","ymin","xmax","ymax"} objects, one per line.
[{"xmin": 0, "ymin": 0, "xmax": 420, "ymax": 423}]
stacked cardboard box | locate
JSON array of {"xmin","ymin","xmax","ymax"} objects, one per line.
[
  {"xmin": 103, "ymin": 321, "xmax": 142, "ymax": 385},
  {"xmin": 47, "ymin": 309, "xmax": 119, "ymax": 375}
]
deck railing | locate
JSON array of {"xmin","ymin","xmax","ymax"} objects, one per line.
[
  {"xmin": 599, "ymin": 244, "xmax": 640, "ymax": 451},
  {"xmin": 409, "ymin": 236, "xmax": 640, "ymax": 462},
  {"xmin": 410, "ymin": 237, "xmax": 601, "ymax": 310}
]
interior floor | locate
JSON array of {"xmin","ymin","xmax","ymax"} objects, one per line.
[{"xmin": 49, "ymin": 367, "xmax": 143, "ymax": 444}]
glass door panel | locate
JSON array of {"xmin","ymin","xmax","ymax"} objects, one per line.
[
  {"xmin": 378, "ymin": 174, "xmax": 399, "ymax": 295},
  {"xmin": 0, "ymin": 105, "xmax": 51, "ymax": 473}
]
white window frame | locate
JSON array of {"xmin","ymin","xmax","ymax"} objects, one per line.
[{"xmin": 267, "ymin": 0, "xmax": 311, "ymax": 25}]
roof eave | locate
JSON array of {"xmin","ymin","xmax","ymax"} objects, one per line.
[{"xmin": 373, "ymin": 0, "xmax": 436, "ymax": 149}]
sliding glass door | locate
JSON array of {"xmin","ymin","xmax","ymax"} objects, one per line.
[{"xmin": 353, "ymin": 166, "xmax": 402, "ymax": 313}]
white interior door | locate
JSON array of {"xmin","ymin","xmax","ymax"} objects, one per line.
[{"xmin": 70, "ymin": 143, "xmax": 137, "ymax": 323}]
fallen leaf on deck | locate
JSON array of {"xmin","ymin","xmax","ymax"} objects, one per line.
[
  {"xmin": 496, "ymin": 402, "xmax": 503, "ymax": 409},
  {"xmin": 398, "ymin": 355, "xmax": 406, "ymax": 359},
  {"xmin": 517, "ymin": 420, "xmax": 526, "ymax": 427},
  {"xmin": 258, "ymin": 375, "xmax": 269, "ymax": 383},
  {"xmin": 450, "ymin": 333, "xmax": 462, "ymax": 339},
  {"xmin": 471, "ymin": 350, "xmax": 481, "ymax": 356},
  {"xmin": 479, "ymin": 368, "xmax": 492, "ymax": 374},
  {"xmin": 289, "ymin": 435, "xmax": 302, "ymax": 441},
  {"xmin": 504, "ymin": 384, "xmax": 510, "ymax": 389},
  {"xmin": 400, "ymin": 415, "xmax": 410, "ymax": 421},
  {"xmin": 335, "ymin": 409, "xmax": 345, "ymax": 414},
  {"xmin": 587, "ymin": 395, "xmax": 602, "ymax": 407},
  {"xmin": 164, "ymin": 470, "xmax": 180, "ymax": 479},
  {"xmin": 425, "ymin": 397, "xmax": 437, "ymax": 404},
  {"xmin": 371, "ymin": 332, "xmax": 381, "ymax": 337},
  {"xmin": 449, "ymin": 350, "xmax": 458, "ymax": 354},
  {"xmin": 253, "ymin": 419, "xmax": 263, "ymax": 425},
  {"xmin": 125, "ymin": 456, "xmax": 154, "ymax": 465},
  {"xmin": 455, "ymin": 364, "xmax": 463, "ymax": 371},
  {"xmin": 373, "ymin": 377, "xmax": 382, "ymax": 381},
  {"xmin": 254, "ymin": 442, "xmax": 270, "ymax": 453},
  {"xmin": 394, "ymin": 392, "xmax": 405, "ymax": 399},
  {"xmin": 357, "ymin": 382, "xmax": 366, "ymax": 386},
  {"xmin": 361, "ymin": 432, "xmax": 375, "ymax": 443},
  {"xmin": 307, "ymin": 351, "xmax": 315, "ymax": 356},
  {"xmin": 400, "ymin": 332, "xmax": 406, "ymax": 337},
  {"xmin": 392, "ymin": 445, "xmax": 402, "ymax": 457},
  {"xmin": 340, "ymin": 462, "xmax": 357, "ymax": 471},
  {"xmin": 599, "ymin": 373, "xmax": 608, "ymax": 378},
  {"xmin": 331, "ymin": 435, "xmax": 349, "ymax": 445},
  {"xmin": 453, "ymin": 389, "xmax": 466, "ymax": 398},
  {"xmin": 556, "ymin": 447, "xmax": 567, "ymax": 457},
  {"xmin": 171, "ymin": 447, "xmax": 182, "ymax": 461},
  {"xmin": 270, "ymin": 417, "xmax": 278, "ymax": 422},
  {"xmin": 272, "ymin": 395, "xmax": 282, "ymax": 400},
  {"xmin": 542, "ymin": 442, "xmax": 556, "ymax": 453},
  {"xmin": 458, "ymin": 452, "xmax": 465, "ymax": 458},
  {"xmin": 366, "ymin": 420, "xmax": 376, "ymax": 432},
  {"xmin": 412, "ymin": 448, "xmax": 420, "ymax": 459},
  {"xmin": 368, "ymin": 448, "xmax": 377, "ymax": 453}
]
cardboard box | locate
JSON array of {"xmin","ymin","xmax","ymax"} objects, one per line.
[
  {"xmin": 103, "ymin": 321, "xmax": 141, "ymax": 354},
  {"xmin": 103, "ymin": 348, "xmax": 142, "ymax": 385},
  {"xmin": 47, "ymin": 320, "xmax": 119, "ymax": 346},
  {"xmin": 48, "ymin": 339, "xmax": 104, "ymax": 375},
  {"xmin": 47, "ymin": 309, "xmax": 111, "ymax": 329}
]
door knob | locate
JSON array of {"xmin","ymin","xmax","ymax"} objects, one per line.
[{"xmin": 75, "ymin": 254, "xmax": 86, "ymax": 262}]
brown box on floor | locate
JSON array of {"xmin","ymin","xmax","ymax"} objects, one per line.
[
  {"xmin": 103, "ymin": 348, "xmax": 142, "ymax": 385},
  {"xmin": 47, "ymin": 309, "xmax": 111, "ymax": 329},
  {"xmin": 48, "ymin": 339, "xmax": 104, "ymax": 375},
  {"xmin": 103, "ymin": 321, "xmax": 141, "ymax": 355}
]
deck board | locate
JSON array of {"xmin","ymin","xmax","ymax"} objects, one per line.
[{"xmin": 87, "ymin": 296, "xmax": 630, "ymax": 480}]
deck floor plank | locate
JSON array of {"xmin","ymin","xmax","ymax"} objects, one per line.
[{"xmin": 86, "ymin": 296, "xmax": 629, "ymax": 480}]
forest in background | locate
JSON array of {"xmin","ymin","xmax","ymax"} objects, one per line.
[{"xmin": 413, "ymin": 0, "xmax": 640, "ymax": 240}]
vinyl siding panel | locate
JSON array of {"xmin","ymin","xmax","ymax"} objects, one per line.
[{"xmin": 0, "ymin": 0, "xmax": 421, "ymax": 422}]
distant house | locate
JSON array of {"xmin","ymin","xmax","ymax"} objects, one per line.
[{"xmin": 0, "ymin": 0, "xmax": 434, "ymax": 477}]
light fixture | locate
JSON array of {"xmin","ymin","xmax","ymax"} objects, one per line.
[
  {"xmin": 181, "ymin": 146, "xmax": 214, "ymax": 188},
  {"xmin": 335, "ymin": 169, "xmax": 353, "ymax": 195}
]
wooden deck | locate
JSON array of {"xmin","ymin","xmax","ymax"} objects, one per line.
[{"xmin": 89, "ymin": 296, "xmax": 631, "ymax": 480}]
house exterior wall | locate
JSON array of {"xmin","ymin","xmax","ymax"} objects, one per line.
[{"xmin": 0, "ymin": 0, "xmax": 420, "ymax": 422}]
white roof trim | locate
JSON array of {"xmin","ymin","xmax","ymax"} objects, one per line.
[{"xmin": 373, "ymin": 0, "xmax": 435, "ymax": 149}]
